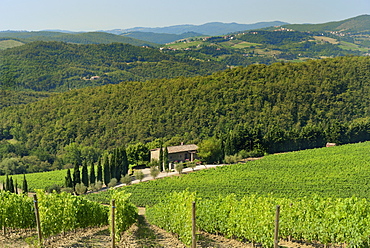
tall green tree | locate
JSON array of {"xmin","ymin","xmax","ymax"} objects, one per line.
[
  {"xmin": 22, "ymin": 174, "xmax": 28, "ymax": 194},
  {"xmin": 15, "ymin": 179, "xmax": 18, "ymax": 194},
  {"xmin": 120, "ymin": 147, "xmax": 129, "ymax": 177},
  {"xmin": 90, "ymin": 161, "xmax": 96, "ymax": 185},
  {"xmin": 197, "ymin": 137, "xmax": 223, "ymax": 164},
  {"xmin": 163, "ymin": 147, "xmax": 169, "ymax": 170},
  {"xmin": 65, "ymin": 169, "xmax": 73, "ymax": 188},
  {"xmin": 73, "ymin": 163, "xmax": 81, "ymax": 187},
  {"xmin": 159, "ymin": 145, "xmax": 164, "ymax": 171},
  {"xmin": 103, "ymin": 154, "xmax": 110, "ymax": 186},
  {"xmin": 5, "ymin": 174, "xmax": 9, "ymax": 192},
  {"xmin": 110, "ymin": 149, "xmax": 117, "ymax": 180},
  {"xmin": 96, "ymin": 158, "xmax": 103, "ymax": 183},
  {"xmin": 9, "ymin": 176, "xmax": 14, "ymax": 193},
  {"xmin": 81, "ymin": 161, "xmax": 89, "ymax": 187}
]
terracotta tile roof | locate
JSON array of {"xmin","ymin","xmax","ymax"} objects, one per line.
[{"xmin": 150, "ymin": 144, "xmax": 198, "ymax": 154}]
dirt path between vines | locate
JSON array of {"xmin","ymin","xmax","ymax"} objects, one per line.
[
  {"xmin": 0, "ymin": 208, "xmax": 319, "ymax": 248},
  {"xmin": 0, "ymin": 207, "xmax": 259, "ymax": 248}
]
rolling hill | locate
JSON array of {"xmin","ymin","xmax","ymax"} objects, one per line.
[
  {"xmin": 0, "ymin": 31, "xmax": 158, "ymax": 48},
  {"xmin": 107, "ymin": 21, "xmax": 289, "ymax": 36},
  {"xmin": 283, "ymin": 14, "xmax": 370, "ymax": 33},
  {"xmin": 1, "ymin": 56, "xmax": 370, "ymax": 165},
  {"xmin": 0, "ymin": 41, "xmax": 226, "ymax": 91},
  {"xmin": 121, "ymin": 31, "xmax": 204, "ymax": 44}
]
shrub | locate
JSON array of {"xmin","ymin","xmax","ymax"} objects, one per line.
[
  {"xmin": 150, "ymin": 166, "xmax": 160, "ymax": 179},
  {"xmin": 46, "ymin": 184, "xmax": 62, "ymax": 193},
  {"xmin": 133, "ymin": 170, "xmax": 145, "ymax": 182},
  {"xmin": 121, "ymin": 174, "xmax": 132, "ymax": 185},
  {"xmin": 108, "ymin": 178, "xmax": 118, "ymax": 188},
  {"xmin": 175, "ymin": 163, "xmax": 184, "ymax": 174},
  {"xmin": 75, "ymin": 183, "xmax": 87, "ymax": 195}
]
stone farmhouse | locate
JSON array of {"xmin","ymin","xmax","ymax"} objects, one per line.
[{"xmin": 150, "ymin": 144, "xmax": 198, "ymax": 163}]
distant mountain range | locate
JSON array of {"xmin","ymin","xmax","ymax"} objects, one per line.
[
  {"xmin": 282, "ymin": 14, "xmax": 370, "ymax": 33},
  {"xmin": 105, "ymin": 21, "xmax": 289, "ymax": 36},
  {"xmin": 0, "ymin": 15, "xmax": 369, "ymax": 46}
]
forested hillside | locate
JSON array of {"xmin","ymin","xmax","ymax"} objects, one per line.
[
  {"xmin": 0, "ymin": 41, "xmax": 225, "ymax": 91},
  {"xmin": 1, "ymin": 56, "xmax": 370, "ymax": 171},
  {"xmin": 0, "ymin": 31, "xmax": 157, "ymax": 47},
  {"xmin": 283, "ymin": 14, "xmax": 370, "ymax": 33}
]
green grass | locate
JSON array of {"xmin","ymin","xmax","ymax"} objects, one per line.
[
  {"xmin": 339, "ymin": 41, "xmax": 368, "ymax": 51},
  {"xmin": 0, "ymin": 40, "xmax": 24, "ymax": 49},
  {"xmin": 164, "ymin": 40, "xmax": 203, "ymax": 49},
  {"xmin": 230, "ymin": 41, "xmax": 260, "ymax": 49},
  {"xmin": 84, "ymin": 141, "xmax": 370, "ymax": 206},
  {"xmin": 0, "ymin": 169, "xmax": 67, "ymax": 191}
]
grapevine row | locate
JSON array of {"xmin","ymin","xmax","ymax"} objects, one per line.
[
  {"xmin": 147, "ymin": 191, "xmax": 370, "ymax": 248},
  {"xmin": 0, "ymin": 190, "xmax": 137, "ymax": 242}
]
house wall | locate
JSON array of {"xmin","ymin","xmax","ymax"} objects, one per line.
[
  {"xmin": 150, "ymin": 149, "xmax": 160, "ymax": 161},
  {"xmin": 169, "ymin": 152, "xmax": 189, "ymax": 162}
]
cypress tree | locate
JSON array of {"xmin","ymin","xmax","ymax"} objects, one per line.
[
  {"xmin": 115, "ymin": 148, "xmax": 122, "ymax": 181},
  {"xmin": 90, "ymin": 161, "xmax": 96, "ymax": 185},
  {"xmin": 121, "ymin": 147, "xmax": 129, "ymax": 177},
  {"xmin": 103, "ymin": 154, "xmax": 110, "ymax": 186},
  {"xmin": 65, "ymin": 169, "xmax": 73, "ymax": 188},
  {"xmin": 81, "ymin": 161, "xmax": 89, "ymax": 187},
  {"xmin": 9, "ymin": 177, "xmax": 14, "ymax": 193},
  {"xmin": 97, "ymin": 158, "xmax": 103, "ymax": 183},
  {"xmin": 159, "ymin": 145, "xmax": 164, "ymax": 171},
  {"xmin": 110, "ymin": 150, "xmax": 117, "ymax": 180},
  {"xmin": 15, "ymin": 179, "xmax": 18, "ymax": 194},
  {"xmin": 5, "ymin": 175, "xmax": 9, "ymax": 192},
  {"xmin": 22, "ymin": 174, "xmax": 28, "ymax": 194},
  {"xmin": 73, "ymin": 163, "xmax": 81, "ymax": 187},
  {"xmin": 163, "ymin": 147, "xmax": 169, "ymax": 170}
]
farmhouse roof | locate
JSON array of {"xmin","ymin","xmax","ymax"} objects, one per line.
[{"xmin": 150, "ymin": 144, "xmax": 198, "ymax": 154}]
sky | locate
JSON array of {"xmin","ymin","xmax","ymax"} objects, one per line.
[{"xmin": 0, "ymin": 0, "xmax": 369, "ymax": 31}]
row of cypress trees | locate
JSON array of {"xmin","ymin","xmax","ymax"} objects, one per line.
[
  {"xmin": 65, "ymin": 146, "xmax": 129, "ymax": 189},
  {"xmin": 2, "ymin": 174, "xmax": 28, "ymax": 194}
]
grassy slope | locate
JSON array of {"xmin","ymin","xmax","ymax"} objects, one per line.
[
  {"xmin": 0, "ymin": 40, "xmax": 24, "ymax": 50},
  {"xmin": 85, "ymin": 141, "xmax": 370, "ymax": 206},
  {"xmin": 2, "ymin": 141, "xmax": 370, "ymax": 200}
]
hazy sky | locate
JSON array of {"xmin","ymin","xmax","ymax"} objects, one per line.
[{"xmin": 0, "ymin": 0, "xmax": 369, "ymax": 31}]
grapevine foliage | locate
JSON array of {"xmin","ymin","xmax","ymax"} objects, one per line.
[
  {"xmin": 148, "ymin": 191, "xmax": 370, "ymax": 248},
  {"xmin": 36, "ymin": 190, "xmax": 108, "ymax": 237},
  {"xmin": 146, "ymin": 190, "xmax": 197, "ymax": 245},
  {"xmin": 109, "ymin": 190, "xmax": 138, "ymax": 241},
  {"xmin": 0, "ymin": 191, "xmax": 35, "ymax": 229}
]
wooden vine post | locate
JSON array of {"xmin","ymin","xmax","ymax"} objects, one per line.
[
  {"xmin": 192, "ymin": 201, "xmax": 196, "ymax": 248},
  {"xmin": 274, "ymin": 205, "xmax": 280, "ymax": 248},
  {"xmin": 111, "ymin": 199, "xmax": 116, "ymax": 248},
  {"xmin": 33, "ymin": 194, "xmax": 42, "ymax": 245}
]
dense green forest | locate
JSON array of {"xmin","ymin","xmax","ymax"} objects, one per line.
[
  {"xmin": 1, "ymin": 56, "xmax": 370, "ymax": 174},
  {"xmin": 0, "ymin": 90, "xmax": 52, "ymax": 109},
  {"xmin": 0, "ymin": 41, "xmax": 226, "ymax": 91}
]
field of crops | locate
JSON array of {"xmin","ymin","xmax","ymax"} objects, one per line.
[
  {"xmin": 147, "ymin": 190, "xmax": 370, "ymax": 248},
  {"xmin": 84, "ymin": 141, "xmax": 370, "ymax": 206},
  {"xmin": 0, "ymin": 169, "xmax": 67, "ymax": 191},
  {"xmin": 0, "ymin": 190, "xmax": 137, "ymax": 243}
]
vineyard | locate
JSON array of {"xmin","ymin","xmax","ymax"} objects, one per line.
[
  {"xmin": 147, "ymin": 190, "xmax": 370, "ymax": 248},
  {"xmin": 0, "ymin": 190, "xmax": 137, "ymax": 246},
  {"xmin": 2, "ymin": 142, "xmax": 370, "ymax": 247},
  {"xmin": 84, "ymin": 141, "xmax": 370, "ymax": 206}
]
